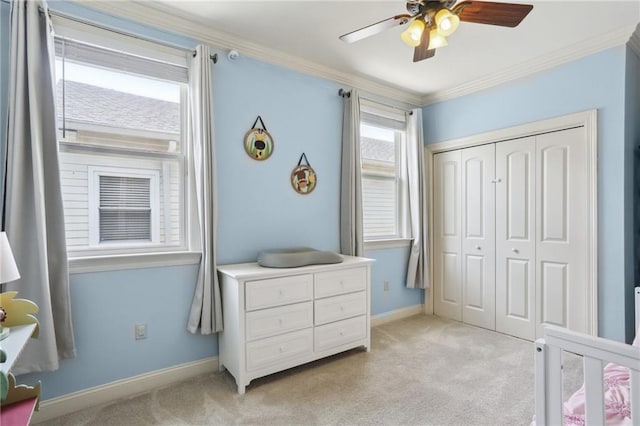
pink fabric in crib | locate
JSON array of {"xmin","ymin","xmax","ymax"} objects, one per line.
[{"xmin": 561, "ymin": 327, "xmax": 640, "ymax": 425}]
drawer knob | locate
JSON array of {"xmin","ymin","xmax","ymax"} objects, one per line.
[
  {"xmin": 339, "ymin": 331, "xmax": 344, "ymax": 336},
  {"xmin": 279, "ymin": 346, "xmax": 284, "ymax": 353},
  {"xmin": 278, "ymin": 318, "xmax": 283, "ymax": 325},
  {"xmin": 279, "ymin": 289, "xmax": 284, "ymax": 297},
  {"xmin": 340, "ymin": 280, "xmax": 344, "ymax": 286},
  {"xmin": 340, "ymin": 306, "xmax": 345, "ymax": 311}
]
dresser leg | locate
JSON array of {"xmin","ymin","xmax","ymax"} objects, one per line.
[{"xmin": 237, "ymin": 384, "xmax": 246, "ymax": 395}]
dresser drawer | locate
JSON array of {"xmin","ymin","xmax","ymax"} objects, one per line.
[
  {"xmin": 246, "ymin": 301, "xmax": 313, "ymax": 341},
  {"xmin": 314, "ymin": 291, "xmax": 366, "ymax": 326},
  {"xmin": 314, "ymin": 315, "xmax": 366, "ymax": 352},
  {"xmin": 246, "ymin": 328, "xmax": 313, "ymax": 372},
  {"xmin": 314, "ymin": 267, "xmax": 366, "ymax": 298},
  {"xmin": 245, "ymin": 274, "xmax": 313, "ymax": 311}
]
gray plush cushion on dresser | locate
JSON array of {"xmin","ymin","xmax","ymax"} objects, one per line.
[{"xmin": 258, "ymin": 247, "xmax": 344, "ymax": 268}]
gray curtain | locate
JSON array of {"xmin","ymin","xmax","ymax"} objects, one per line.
[
  {"xmin": 187, "ymin": 45, "xmax": 222, "ymax": 334},
  {"xmin": 4, "ymin": 0, "xmax": 76, "ymax": 373},
  {"xmin": 405, "ymin": 109, "xmax": 429, "ymax": 289},
  {"xmin": 339, "ymin": 89, "xmax": 364, "ymax": 257}
]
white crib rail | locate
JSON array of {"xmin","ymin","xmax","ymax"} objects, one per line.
[{"xmin": 535, "ymin": 326, "xmax": 640, "ymax": 425}]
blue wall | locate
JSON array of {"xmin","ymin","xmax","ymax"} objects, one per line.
[
  {"xmin": 366, "ymin": 246, "xmax": 424, "ymax": 315},
  {"xmin": 213, "ymin": 52, "xmax": 342, "ymax": 262},
  {"xmin": 627, "ymin": 45, "xmax": 640, "ymax": 342},
  {"xmin": 21, "ymin": 265, "xmax": 216, "ymax": 398},
  {"xmin": 1, "ymin": 1, "xmax": 422, "ymax": 400},
  {"xmin": 423, "ymin": 47, "xmax": 630, "ymax": 342}
]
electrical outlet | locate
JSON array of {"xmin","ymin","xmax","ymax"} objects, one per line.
[
  {"xmin": 383, "ymin": 281, "xmax": 390, "ymax": 291},
  {"xmin": 135, "ymin": 323, "xmax": 147, "ymax": 340}
]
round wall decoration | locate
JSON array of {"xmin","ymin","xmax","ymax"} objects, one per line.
[
  {"xmin": 244, "ymin": 116, "xmax": 273, "ymax": 161},
  {"xmin": 291, "ymin": 153, "xmax": 317, "ymax": 195}
]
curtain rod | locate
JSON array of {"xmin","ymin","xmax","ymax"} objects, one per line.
[
  {"xmin": 31, "ymin": 5, "xmax": 217, "ymax": 63},
  {"xmin": 338, "ymin": 88, "xmax": 414, "ymax": 115}
]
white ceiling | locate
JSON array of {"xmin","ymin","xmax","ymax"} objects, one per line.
[{"xmin": 88, "ymin": 1, "xmax": 640, "ymax": 105}]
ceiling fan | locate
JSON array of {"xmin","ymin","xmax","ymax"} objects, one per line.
[{"xmin": 339, "ymin": 0, "xmax": 534, "ymax": 63}]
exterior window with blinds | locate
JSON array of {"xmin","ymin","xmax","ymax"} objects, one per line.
[
  {"xmin": 53, "ymin": 23, "xmax": 189, "ymax": 255},
  {"xmin": 359, "ymin": 101, "xmax": 408, "ymax": 241},
  {"xmin": 89, "ymin": 170, "xmax": 159, "ymax": 244}
]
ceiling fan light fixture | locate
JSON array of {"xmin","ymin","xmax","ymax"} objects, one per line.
[
  {"xmin": 400, "ymin": 19, "xmax": 425, "ymax": 47},
  {"xmin": 435, "ymin": 8, "xmax": 460, "ymax": 37},
  {"xmin": 427, "ymin": 29, "xmax": 448, "ymax": 49}
]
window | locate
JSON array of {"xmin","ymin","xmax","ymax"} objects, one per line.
[
  {"xmin": 88, "ymin": 167, "xmax": 160, "ymax": 245},
  {"xmin": 53, "ymin": 21, "xmax": 189, "ymax": 257},
  {"xmin": 359, "ymin": 101, "xmax": 408, "ymax": 242}
]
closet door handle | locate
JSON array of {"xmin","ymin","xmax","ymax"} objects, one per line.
[
  {"xmin": 475, "ymin": 245, "xmax": 481, "ymax": 250},
  {"xmin": 491, "ymin": 178, "xmax": 502, "ymax": 183},
  {"xmin": 511, "ymin": 248, "xmax": 519, "ymax": 254}
]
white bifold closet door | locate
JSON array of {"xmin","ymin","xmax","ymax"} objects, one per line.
[
  {"xmin": 433, "ymin": 145, "xmax": 495, "ymax": 329},
  {"xmin": 495, "ymin": 137, "xmax": 536, "ymax": 339},
  {"xmin": 433, "ymin": 127, "xmax": 589, "ymax": 340},
  {"xmin": 534, "ymin": 127, "xmax": 588, "ymax": 337},
  {"xmin": 461, "ymin": 145, "xmax": 495, "ymax": 330},
  {"xmin": 433, "ymin": 151, "xmax": 463, "ymax": 321}
]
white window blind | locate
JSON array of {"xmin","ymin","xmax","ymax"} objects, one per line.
[
  {"xmin": 360, "ymin": 99, "xmax": 406, "ymax": 130},
  {"xmin": 51, "ymin": 14, "xmax": 189, "ymax": 71},
  {"xmin": 54, "ymin": 38, "xmax": 188, "ymax": 83},
  {"xmin": 362, "ymin": 176, "xmax": 397, "ymax": 237},
  {"xmin": 99, "ymin": 176, "xmax": 151, "ymax": 242}
]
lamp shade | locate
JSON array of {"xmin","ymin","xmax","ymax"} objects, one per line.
[
  {"xmin": 0, "ymin": 232, "xmax": 20, "ymax": 284},
  {"xmin": 401, "ymin": 19, "xmax": 425, "ymax": 47},
  {"xmin": 427, "ymin": 30, "xmax": 448, "ymax": 50},
  {"xmin": 435, "ymin": 9, "xmax": 460, "ymax": 37}
]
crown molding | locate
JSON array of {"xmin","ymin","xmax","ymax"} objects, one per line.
[
  {"xmin": 629, "ymin": 24, "xmax": 640, "ymax": 57},
  {"xmin": 68, "ymin": 1, "xmax": 639, "ymax": 108},
  {"xmin": 75, "ymin": 1, "xmax": 423, "ymax": 106},
  {"xmin": 421, "ymin": 24, "xmax": 639, "ymax": 105}
]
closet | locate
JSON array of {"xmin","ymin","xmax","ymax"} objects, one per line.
[{"xmin": 432, "ymin": 126, "xmax": 590, "ymax": 341}]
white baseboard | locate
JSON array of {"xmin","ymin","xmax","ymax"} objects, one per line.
[
  {"xmin": 32, "ymin": 356, "xmax": 218, "ymax": 424},
  {"xmin": 371, "ymin": 304, "xmax": 424, "ymax": 327}
]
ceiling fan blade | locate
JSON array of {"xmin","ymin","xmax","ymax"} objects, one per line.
[
  {"xmin": 453, "ymin": 1, "xmax": 533, "ymax": 27},
  {"xmin": 413, "ymin": 29, "xmax": 435, "ymax": 62},
  {"xmin": 340, "ymin": 14, "xmax": 413, "ymax": 43}
]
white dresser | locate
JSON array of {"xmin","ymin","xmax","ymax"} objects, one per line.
[{"xmin": 217, "ymin": 256, "xmax": 373, "ymax": 394}]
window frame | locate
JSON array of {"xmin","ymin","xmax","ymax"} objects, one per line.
[
  {"xmin": 359, "ymin": 102, "xmax": 411, "ymax": 248},
  {"xmin": 51, "ymin": 17, "xmax": 200, "ymax": 273}
]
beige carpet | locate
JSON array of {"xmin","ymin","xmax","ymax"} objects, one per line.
[{"xmin": 39, "ymin": 315, "xmax": 583, "ymax": 426}]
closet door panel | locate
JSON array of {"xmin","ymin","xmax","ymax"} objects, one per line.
[
  {"xmin": 496, "ymin": 138, "xmax": 536, "ymax": 340},
  {"xmin": 461, "ymin": 145, "xmax": 495, "ymax": 330},
  {"xmin": 535, "ymin": 128, "xmax": 588, "ymax": 337},
  {"xmin": 464, "ymin": 255, "xmax": 485, "ymax": 309},
  {"xmin": 441, "ymin": 253, "xmax": 460, "ymax": 304},
  {"xmin": 433, "ymin": 151, "xmax": 462, "ymax": 321},
  {"xmin": 540, "ymin": 146, "xmax": 568, "ymax": 241},
  {"xmin": 506, "ymin": 259, "xmax": 530, "ymax": 318},
  {"xmin": 540, "ymin": 261, "xmax": 568, "ymax": 327}
]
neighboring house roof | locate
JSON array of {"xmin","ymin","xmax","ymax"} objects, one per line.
[
  {"xmin": 56, "ymin": 80, "xmax": 180, "ymax": 135},
  {"xmin": 361, "ymin": 136, "xmax": 395, "ymax": 163}
]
